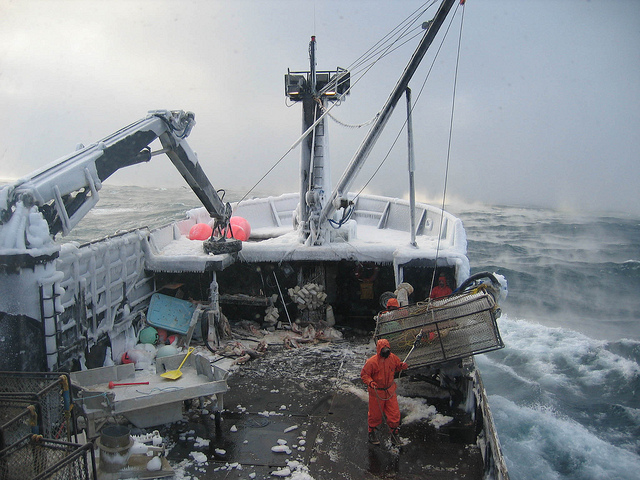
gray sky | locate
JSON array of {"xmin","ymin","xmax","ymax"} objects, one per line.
[{"xmin": 1, "ymin": 0, "xmax": 638, "ymax": 216}]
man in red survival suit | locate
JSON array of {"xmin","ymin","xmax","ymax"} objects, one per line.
[{"xmin": 361, "ymin": 338, "xmax": 408, "ymax": 445}]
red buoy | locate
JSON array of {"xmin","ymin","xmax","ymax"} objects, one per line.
[
  {"xmin": 230, "ymin": 216, "xmax": 251, "ymax": 238},
  {"xmin": 157, "ymin": 328, "xmax": 168, "ymax": 344},
  {"xmin": 189, "ymin": 223, "xmax": 213, "ymax": 240},
  {"xmin": 226, "ymin": 224, "xmax": 247, "ymax": 241}
]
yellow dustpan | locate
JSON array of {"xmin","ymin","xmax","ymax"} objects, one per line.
[{"xmin": 161, "ymin": 347, "xmax": 194, "ymax": 380}]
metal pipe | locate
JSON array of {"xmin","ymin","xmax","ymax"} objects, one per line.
[
  {"xmin": 406, "ymin": 87, "xmax": 417, "ymax": 247},
  {"xmin": 273, "ymin": 272, "xmax": 293, "ymax": 327}
]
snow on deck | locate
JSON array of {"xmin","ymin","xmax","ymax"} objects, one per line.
[
  {"xmin": 151, "ymin": 222, "xmax": 468, "ymax": 271},
  {"xmin": 146, "ymin": 192, "xmax": 470, "ymax": 276}
]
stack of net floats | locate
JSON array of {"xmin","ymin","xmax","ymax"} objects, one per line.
[
  {"xmin": 0, "ymin": 372, "xmax": 96, "ymax": 479},
  {"xmin": 374, "ymin": 290, "xmax": 505, "ymax": 368}
]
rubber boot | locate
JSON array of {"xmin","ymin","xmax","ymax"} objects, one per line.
[{"xmin": 368, "ymin": 429, "xmax": 380, "ymax": 445}]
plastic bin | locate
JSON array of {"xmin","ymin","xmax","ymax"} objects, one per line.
[{"xmin": 146, "ymin": 293, "xmax": 197, "ymax": 334}]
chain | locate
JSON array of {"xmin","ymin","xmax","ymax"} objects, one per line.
[{"xmin": 316, "ymin": 99, "xmax": 379, "ymax": 129}]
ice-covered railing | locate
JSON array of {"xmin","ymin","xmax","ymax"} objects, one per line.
[
  {"xmin": 347, "ymin": 193, "xmax": 462, "ymax": 246},
  {"xmin": 173, "ymin": 192, "xmax": 464, "ymax": 250},
  {"xmin": 0, "ymin": 186, "xmax": 58, "ymax": 253},
  {"xmin": 43, "ymin": 231, "xmax": 154, "ymax": 370}
]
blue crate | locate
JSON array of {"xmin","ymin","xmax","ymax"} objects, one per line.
[{"xmin": 146, "ymin": 294, "xmax": 197, "ymax": 335}]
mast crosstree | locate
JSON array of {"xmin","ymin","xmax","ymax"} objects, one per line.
[{"xmin": 285, "ymin": 36, "xmax": 350, "ymax": 244}]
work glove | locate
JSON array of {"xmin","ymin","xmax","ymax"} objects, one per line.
[{"xmin": 369, "ymin": 381, "xmax": 378, "ymax": 389}]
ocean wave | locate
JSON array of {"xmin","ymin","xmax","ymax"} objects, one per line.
[
  {"xmin": 488, "ymin": 394, "xmax": 640, "ymax": 480},
  {"xmin": 480, "ymin": 316, "xmax": 640, "ymax": 477},
  {"xmin": 489, "ymin": 317, "xmax": 640, "ymax": 393},
  {"xmin": 90, "ymin": 207, "xmax": 138, "ymax": 216},
  {"xmin": 621, "ymin": 259, "xmax": 640, "ymax": 271},
  {"xmin": 605, "ymin": 338, "xmax": 640, "ymax": 364}
]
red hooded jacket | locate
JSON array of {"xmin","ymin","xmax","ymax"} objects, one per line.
[{"xmin": 361, "ymin": 338, "xmax": 408, "ymax": 397}]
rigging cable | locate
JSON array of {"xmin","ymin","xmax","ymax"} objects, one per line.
[
  {"xmin": 320, "ymin": 29, "xmax": 422, "ymax": 99},
  {"xmin": 234, "ymin": 1, "xmax": 440, "ymax": 210},
  {"xmin": 427, "ymin": 0, "xmax": 466, "ymax": 300},
  {"xmin": 314, "ymin": 24, "xmax": 424, "ymax": 129},
  {"xmin": 316, "ymin": 11, "xmax": 428, "ymax": 109},
  {"xmin": 318, "ymin": 2, "xmax": 437, "ymax": 99},
  {"xmin": 317, "ymin": 99, "xmax": 378, "ymax": 129},
  {"xmin": 339, "ymin": 1, "xmax": 437, "ymax": 78},
  {"xmin": 352, "ymin": 1, "xmax": 463, "ymax": 204},
  {"xmin": 335, "ymin": 28, "xmax": 423, "ymax": 93}
]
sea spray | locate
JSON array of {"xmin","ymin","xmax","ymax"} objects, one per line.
[{"xmin": 478, "ymin": 316, "xmax": 640, "ymax": 480}]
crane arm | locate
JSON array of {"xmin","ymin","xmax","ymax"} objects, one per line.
[{"xmin": 1, "ymin": 110, "xmax": 231, "ymax": 240}]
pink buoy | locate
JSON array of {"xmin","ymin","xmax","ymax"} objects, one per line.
[
  {"xmin": 226, "ymin": 224, "xmax": 247, "ymax": 242},
  {"xmin": 189, "ymin": 223, "xmax": 212, "ymax": 240},
  {"xmin": 230, "ymin": 216, "xmax": 251, "ymax": 239}
]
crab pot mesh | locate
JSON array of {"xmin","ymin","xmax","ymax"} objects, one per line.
[
  {"xmin": 0, "ymin": 435, "xmax": 95, "ymax": 480},
  {"xmin": 0, "ymin": 398, "xmax": 40, "ymax": 450},
  {"xmin": 374, "ymin": 291, "xmax": 504, "ymax": 367},
  {"xmin": 0, "ymin": 373, "xmax": 74, "ymax": 443}
]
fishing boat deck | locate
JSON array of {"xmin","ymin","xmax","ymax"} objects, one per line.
[
  {"xmin": 144, "ymin": 192, "xmax": 470, "ymax": 274},
  {"xmin": 154, "ymin": 338, "xmax": 485, "ymax": 479}
]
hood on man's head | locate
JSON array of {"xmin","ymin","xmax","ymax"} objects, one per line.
[
  {"xmin": 386, "ymin": 298, "xmax": 400, "ymax": 309},
  {"xmin": 376, "ymin": 338, "xmax": 391, "ymax": 355}
]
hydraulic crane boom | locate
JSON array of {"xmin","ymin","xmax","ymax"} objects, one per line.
[{"xmin": 1, "ymin": 110, "xmax": 236, "ymax": 251}]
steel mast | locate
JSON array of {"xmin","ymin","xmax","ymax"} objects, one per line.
[
  {"xmin": 285, "ymin": 37, "xmax": 350, "ymax": 244},
  {"xmin": 315, "ymin": 0, "xmax": 458, "ymax": 244}
]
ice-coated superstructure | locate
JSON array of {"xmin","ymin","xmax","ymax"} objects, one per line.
[
  {"xmin": 0, "ymin": 110, "xmax": 238, "ymax": 371},
  {"xmin": 0, "ymin": 179, "xmax": 472, "ymax": 372}
]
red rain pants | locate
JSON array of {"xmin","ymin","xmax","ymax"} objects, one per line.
[{"xmin": 368, "ymin": 388, "xmax": 401, "ymax": 431}]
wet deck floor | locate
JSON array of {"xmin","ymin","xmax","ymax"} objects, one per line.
[{"xmin": 155, "ymin": 339, "xmax": 484, "ymax": 479}]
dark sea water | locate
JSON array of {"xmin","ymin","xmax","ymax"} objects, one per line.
[
  {"xmin": 64, "ymin": 185, "xmax": 640, "ymax": 480},
  {"xmin": 455, "ymin": 205, "xmax": 640, "ymax": 480}
]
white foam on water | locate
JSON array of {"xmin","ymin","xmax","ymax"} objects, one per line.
[
  {"xmin": 488, "ymin": 394, "xmax": 640, "ymax": 480},
  {"xmin": 478, "ymin": 315, "xmax": 640, "ymax": 480}
]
